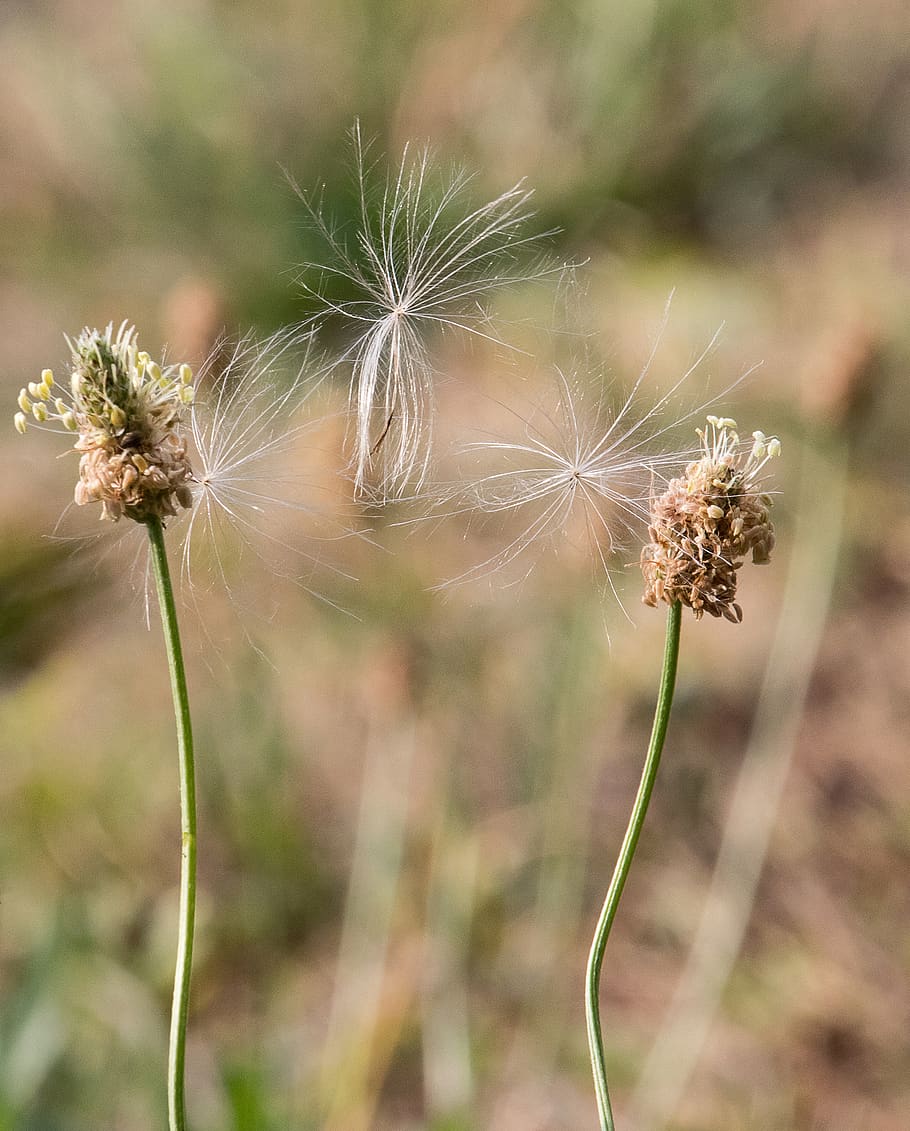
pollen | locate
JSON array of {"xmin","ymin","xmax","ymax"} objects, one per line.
[{"xmin": 641, "ymin": 417, "xmax": 780, "ymax": 622}]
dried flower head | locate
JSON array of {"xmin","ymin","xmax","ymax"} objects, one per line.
[
  {"xmin": 293, "ymin": 124, "xmax": 549, "ymax": 498},
  {"xmin": 641, "ymin": 416, "xmax": 780, "ymax": 622},
  {"xmin": 15, "ymin": 321, "xmax": 196, "ymax": 524}
]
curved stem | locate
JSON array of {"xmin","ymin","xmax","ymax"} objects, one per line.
[
  {"xmin": 147, "ymin": 516, "xmax": 197, "ymax": 1131},
  {"xmin": 630, "ymin": 433, "xmax": 845, "ymax": 1126},
  {"xmin": 585, "ymin": 600, "xmax": 682, "ymax": 1130}
]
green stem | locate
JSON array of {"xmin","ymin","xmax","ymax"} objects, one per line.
[
  {"xmin": 585, "ymin": 600, "xmax": 682, "ymax": 1130},
  {"xmin": 147, "ymin": 516, "xmax": 197, "ymax": 1131}
]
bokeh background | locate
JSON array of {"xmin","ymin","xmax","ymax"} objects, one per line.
[{"xmin": 2, "ymin": 1, "xmax": 910, "ymax": 1129}]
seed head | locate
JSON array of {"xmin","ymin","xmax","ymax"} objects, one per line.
[
  {"xmin": 641, "ymin": 416, "xmax": 780, "ymax": 622},
  {"xmin": 14, "ymin": 321, "xmax": 196, "ymax": 525}
]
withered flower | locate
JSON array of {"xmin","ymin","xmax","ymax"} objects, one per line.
[
  {"xmin": 641, "ymin": 416, "xmax": 780, "ymax": 622},
  {"xmin": 15, "ymin": 321, "xmax": 196, "ymax": 524}
]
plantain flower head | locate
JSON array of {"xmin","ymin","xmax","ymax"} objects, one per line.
[
  {"xmin": 641, "ymin": 416, "xmax": 780, "ymax": 622},
  {"xmin": 14, "ymin": 321, "xmax": 196, "ymax": 524}
]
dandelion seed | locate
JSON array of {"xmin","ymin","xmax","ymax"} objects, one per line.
[
  {"xmin": 442, "ymin": 316, "xmax": 738, "ymax": 607},
  {"xmin": 178, "ymin": 328, "xmax": 361, "ymax": 621},
  {"xmin": 292, "ymin": 123, "xmax": 551, "ymax": 498},
  {"xmin": 446, "ymin": 371, "xmax": 653, "ymax": 597},
  {"xmin": 640, "ymin": 415, "xmax": 780, "ymax": 622}
]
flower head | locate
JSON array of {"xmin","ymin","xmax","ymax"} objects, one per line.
[
  {"xmin": 14, "ymin": 321, "xmax": 196, "ymax": 524},
  {"xmin": 641, "ymin": 416, "xmax": 780, "ymax": 622},
  {"xmin": 13, "ymin": 321, "xmax": 362, "ymax": 642},
  {"xmin": 294, "ymin": 124, "xmax": 548, "ymax": 498}
]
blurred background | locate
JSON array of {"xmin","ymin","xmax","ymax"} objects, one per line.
[{"xmin": 2, "ymin": 1, "xmax": 910, "ymax": 1128}]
